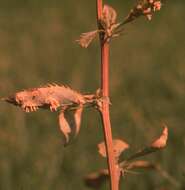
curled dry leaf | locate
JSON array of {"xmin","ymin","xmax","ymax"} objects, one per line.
[
  {"xmin": 101, "ymin": 5, "xmax": 117, "ymax": 29},
  {"xmin": 98, "ymin": 139, "xmax": 129, "ymax": 160},
  {"xmin": 85, "ymin": 160, "xmax": 180, "ymax": 189},
  {"xmin": 59, "ymin": 106, "xmax": 83, "ymax": 146},
  {"xmin": 58, "ymin": 111, "xmax": 71, "ymax": 144},
  {"xmin": 76, "ymin": 30, "xmax": 99, "ymax": 48},
  {"xmin": 2, "ymin": 84, "xmax": 86, "ymax": 113},
  {"xmin": 126, "ymin": 126, "xmax": 168, "ymax": 161},
  {"xmin": 84, "ymin": 169, "xmax": 109, "ymax": 189},
  {"xmin": 151, "ymin": 126, "xmax": 168, "ymax": 149}
]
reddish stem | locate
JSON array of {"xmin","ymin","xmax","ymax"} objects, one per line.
[{"xmin": 96, "ymin": 1, "xmax": 119, "ymax": 190}]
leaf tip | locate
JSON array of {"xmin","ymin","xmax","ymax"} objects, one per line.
[{"xmin": 151, "ymin": 125, "xmax": 168, "ymax": 149}]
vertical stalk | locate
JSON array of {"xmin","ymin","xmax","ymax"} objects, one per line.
[{"xmin": 96, "ymin": 1, "xmax": 119, "ymax": 190}]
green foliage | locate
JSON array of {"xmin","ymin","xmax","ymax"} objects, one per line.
[{"xmin": 0, "ymin": 0, "xmax": 184, "ymax": 189}]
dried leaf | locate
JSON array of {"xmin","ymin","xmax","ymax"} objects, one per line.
[
  {"xmin": 59, "ymin": 106, "xmax": 83, "ymax": 146},
  {"xmin": 101, "ymin": 5, "xmax": 117, "ymax": 28},
  {"xmin": 85, "ymin": 160, "xmax": 180, "ymax": 189},
  {"xmin": 76, "ymin": 30, "xmax": 99, "ymax": 48},
  {"xmin": 2, "ymin": 84, "xmax": 86, "ymax": 113},
  {"xmin": 59, "ymin": 111, "xmax": 71, "ymax": 144},
  {"xmin": 84, "ymin": 169, "xmax": 109, "ymax": 189},
  {"xmin": 151, "ymin": 126, "xmax": 168, "ymax": 149},
  {"xmin": 73, "ymin": 106, "xmax": 83, "ymax": 137},
  {"xmin": 121, "ymin": 160, "xmax": 181, "ymax": 187},
  {"xmin": 98, "ymin": 139, "xmax": 129, "ymax": 159},
  {"xmin": 126, "ymin": 126, "xmax": 168, "ymax": 161},
  {"xmin": 117, "ymin": 0, "xmax": 162, "ymax": 30},
  {"xmin": 124, "ymin": 160, "xmax": 157, "ymax": 170}
]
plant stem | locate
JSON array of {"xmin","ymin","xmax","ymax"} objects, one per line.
[{"xmin": 96, "ymin": 1, "xmax": 119, "ymax": 190}]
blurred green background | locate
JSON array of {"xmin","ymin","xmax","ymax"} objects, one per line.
[{"xmin": 0, "ymin": 0, "xmax": 184, "ymax": 189}]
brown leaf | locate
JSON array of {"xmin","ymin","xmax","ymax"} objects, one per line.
[
  {"xmin": 2, "ymin": 84, "xmax": 86, "ymax": 113},
  {"xmin": 151, "ymin": 126, "xmax": 168, "ymax": 149},
  {"xmin": 59, "ymin": 106, "xmax": 83, "ymax": 146},
  {"xmin": 101, "ymin": 5, "xmax": 117, "ymax": 28},
  {"xmin": 84, "ymin": 169, "xmax": 109, "ymax": 189},
  {"xmin": 124, "ymin": 160, "xmax": 157, "ymax": 170},
  {"xmin": 98, "ymin": 139, "xmax": 129, "ymax": 159},
  {"xmin": 76, "ymin": 30, "xmax": 99, "ymax": 48},
  {"xmin": 126, "ymin": 126, "xmax": 168, "ymax": 161},
  {"xmin": 73, "ymin": 106, "xmax": 83, "ymax": 138},
  {"xmin": 85, "ymin": 160, "xmax": 180, "ymax": 189},
  {"xmin": 59, "ymin": 111, "xmax": 71, "ymax": 144},
  {"xmin": 117, "ymin": 0, "xmax": 162, "ymax": 30},
  {"xmin": 121, "ymin": 160, "xmax": 181, "ymax": 187}
]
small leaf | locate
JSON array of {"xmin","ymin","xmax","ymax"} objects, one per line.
[
  {"xmin": 121, "ymin": 160, "xmax": 181, "ymax": 187},
  {"xmin": 76, "ymin": 30, "xmax": 99, "ymax": 48},
  {"xmin": 151, "ymin": 126, "xmax": 168, "ymax": 149},
  {"xmin": 126, "ymin": 126, "xmax": 168, "ymax": 161},
  {"xmin": 101, "ymin": 5, "xmax": 117, "ymax": 28},
  {"xmin": 124, "ymin": 160, "xmax": 157, "ymax": 171},
  {"xmin": 59, "ymin": 111, "xmax": 71, "ymax": 144},
  {"xmin": 98, "ymin": 139, "xmax": 129, "ymax": 159},
  {"xmin": 73, "ymin": 106, "xmax": 83, "ymax": 137},
  {"xmin": 84, "ymin": 169, "xmax": 109, "ymax": 189},
  {"xmin": 59, "ymin": 106, "xmax": 83, "ymax": 146}
]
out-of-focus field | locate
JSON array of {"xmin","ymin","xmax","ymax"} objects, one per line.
[{"xmin": 0, "ymin": 0, "xmax": 184, "ymax": 189}]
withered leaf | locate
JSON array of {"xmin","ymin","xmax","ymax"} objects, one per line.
[
  {"xmin": 151, "ymin": 126, "xmax": 168, "ymax": 149},
  {"xmin": 76, "ymin": 30, "xmax": 99, "ymax": 48},
  {"xmin": 123, "ymin": 160, "xmax": 157, "ymax": 171},
  {"xmin": 121, "ymin": 160, "xmax": 180, "ymax": 187},
  {"xmin": 101, "ymin": 5, "xmax": 117, "ymax": 28},
  {"xmin": 85, "ymin": 160, "xmax": 179, "ymax": 189},
  {"xmin": 59, "ymin": 106, "xmax": 83, "ymax": 146},
  {"xmin": 84, "ymin": 169, "xmax": 109, "ymax": 189},
  {"xmin": 59, "ymin": 111, "xmax": 71, "ymax": 144},
  {"xmin": 126, "ymin": 126, "xmax": 168, "ymax": 161},
  {"xmin": 73, "ymin": 106, "xmax": 83, "ymax": 138},
  {"xmin": 2, "ymin": 84, "xmax": 86, "ymax": 113},
  {"xmin": 98, "ymin": 139, "xmax": 129, "ymax": 159},
  {"xmin": 117, "ymin": 0, "xmax": 162, "ymax": 31}
]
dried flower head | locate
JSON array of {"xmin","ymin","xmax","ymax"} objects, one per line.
[{"xmin": 123, "ymin": 0, "xmax": 162, "ymax": 23}]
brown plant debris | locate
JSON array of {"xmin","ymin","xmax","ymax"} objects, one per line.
[
  {"xmin": 84, "ymin": 160, "xmax": 178, "ymax": 189},
  {"xmin": 101, "ymin": 5, "xmax": 117, "ymax": 28},
  {"xmin": 126, "ymin": 126, "xmax": 168, "ymax": 162},
  {"xmin": 76, "ymin": 30, "xmax": 99, "ymax": 48},
  {"xmin": 59, "ymin": 106, "xmax": 83, "ymax": 145},
  {"xmin": 123, "ymin": 0, "xmax": 162, "ymax": 24},
  {"xmin": 85, "ymin": 126, "xmax": 169, "ymax": 188},
  {"xmin": 151, "ymin": 126, "xmax": 168, "ymax": 149},
  {"xmin": 77, "ymin": 1, "xmax": 162, "ymax": 47},
  {"xmin": 100, "ymin": 4, "xmax": 120, "ymax": 39},
  {"xmin": 77, "ymin": 4, "xmax": 119, "ymax": 47},
  {"xmin": 98, "ymin": 139, "xmax": 129, "ymax": 160},
  {"xmin": 2, "ymin": 84, "xmax": 98, "ymax": 145},
  {"xmin": 120, "ymin": 160, "xmax": 180, "ymax": 188}
]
